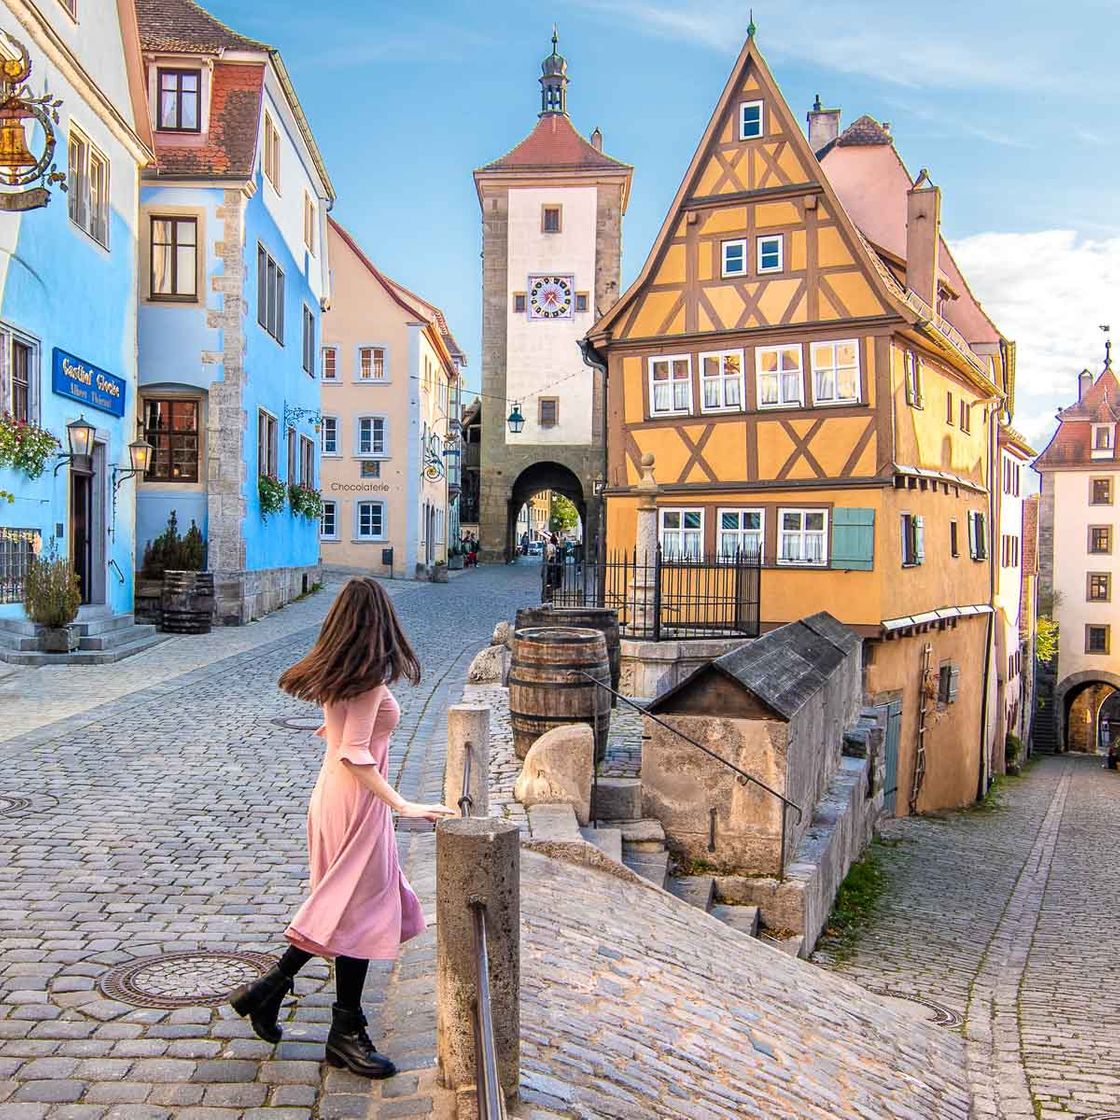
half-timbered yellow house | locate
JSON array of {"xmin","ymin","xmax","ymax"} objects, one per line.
[{"xmin": 585, "ymin": 31, "xmax": 1014, "ymax": 814}]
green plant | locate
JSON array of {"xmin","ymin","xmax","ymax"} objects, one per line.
[
  {"xmin": 141, "ymin": 511, "xmax": 206, "ymax": 578},
  {"xmin": 23, "ymin": 549, "xmax": 81, "ymax": 628},
  {"xmin": 258, "ymin": 473, "xmax": 286, "ymax": 519},
  {"xmin": 287, "ymin": 482, "xmax": 323, "ymax": 520},
  {"xmin": 815, "ymin": 842, "xmax": 887, "ymax": 960},
  {"xmin": 1036, "ymin": 616, "xmax": 1059, "ymax": 665},
  {"xmin": 549, "ymin": 493, "xmax": 580, "ymax": 534},
  {"xmin": 0, "ymin": 414, "xmax": 60, "ymax": 479},
  {"xmin": 1006, "ymin": 732, "xmax": 1024, "ymax": 769}
]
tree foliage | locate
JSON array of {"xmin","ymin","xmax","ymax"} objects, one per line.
[
  {"xmin": 1036, "ymin": 616, "xmax": 1059, "ymax": 665},
  {"xmin": 549, "ymin": 494, "xmax": 579, "ymax": 534}
]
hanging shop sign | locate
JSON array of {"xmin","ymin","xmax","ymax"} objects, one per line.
[
  {"xmin": 52, "ymin": 349, "xmax": 125, "ymax": 417},
  {"xmin": 422, "ymin": 441, "xmax": 445, "ymax": 483},
  {"xmin": 0, "ymin": 35, "xmax": 66, "ymax": 212}
]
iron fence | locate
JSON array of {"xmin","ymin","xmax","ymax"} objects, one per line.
[
  {"xmin": 0, "ymin": 528, "xmax": 40, "ymax": 605},
  {"xmin": 543, "ymin": 547, "xmax": 761, "ymax": 641}
]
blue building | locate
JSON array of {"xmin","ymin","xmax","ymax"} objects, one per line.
[
  {"xmin": 133, "ymin": 0, "xmax": 333, "ymax": 623},
  {"xmin": 0, "ymin": 0, "xmax": 154, "ymax": 643}
]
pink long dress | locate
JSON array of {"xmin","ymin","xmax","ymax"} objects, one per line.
[{"xmin": 285, "ymin": 685, "xmax": 426, "ymax": 960}]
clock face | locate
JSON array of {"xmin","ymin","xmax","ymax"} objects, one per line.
[{"xmin": 528, "ymin": 275, "xmax": 574, "ymax": 320}]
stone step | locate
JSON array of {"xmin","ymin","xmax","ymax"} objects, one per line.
[
  {"xmin": 0, "ymin": 631, "xmax": 168, "ymax": 666},
  {"xmin": 526, "ymin": 803, "xmax": 583, "ymax": 843},
  {"xmin": 622, "ymin": 849, "xmax": 669, "ymax": 889},
  {"xmin": 73, "ymin": 613, "xmax": 140, "ymax": 637},
  {"xmin": 579, "ymin": 826, "xmax": 623, "ymax": 864},
  {"xmin": 591, "ymin": 777, "xmax": 642, "ymax": 822},
  {"xmin": 603, "ymin": 818, "xmax": 665, "ymax": 851},
  {"xmin": 667, "ymin": 875, "xmax": 716, "ymax": 912},
  {"xmin": 79, "ymin": 623, "xmax": 158, "ymax": 650},
  {"xmin": 711, "ymin": 903, "xmax": 760, "ymax": 938},
  {"xmin": 761, "ymin": 932, "xmax": 805, "ymax": 959}
]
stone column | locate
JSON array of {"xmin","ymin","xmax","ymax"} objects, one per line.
[
  {"xmin": 436, "ymin": 817, "xmax": 520, "ymax": 1101},
  {"xmin": 445, "ymin": 704, "xmax": 490, "ymax": 817},
  {"xmin": 631, "ymin": 453, "xmax": 660, "ymax": 635}
]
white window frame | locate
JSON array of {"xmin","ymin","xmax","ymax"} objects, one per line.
[
  {"xmin": 721, "ymin": 238, "xmax": 748, "ymax": 278},
  {"xmin": 354, "ymin": 500, "xmax": 387, "ymax": 541},
  {"xmin": 321, "ymin": 345, "xmax": 338, "ymax": 381},
  {"xmin": 68, "ymin": 124, "xmax": 110, "ymax": 248},
  {"xmin": 257, "ymin": 408, "xmax": 279, "ymax": 477},
  {"xmin": 739, "ymin": 100, "xmax": 764, "ymax": 140},
  {"xmin": 648, "ymin": 355, "xmax": 693, "ymax": 416},
  {"xmin": 777, "ymin": 508, "xmax": 828, "ymax": 567},
  {"xmin": 302, "ymin": 191, "xmax": 316, "ymax": 255},
  {"xmin": 0, "ymin": 323, "xmax": 40, "ymax": 425},
  {"xmin": 320, "ymin": 499, "xmax": 338, "ymax": 541},
  {"xmin": 756, "ymin": 234, "xmax": 783, "ymax": 274},
  {"xmin": 357, "ymin": 345, "xmax": 388, "ymax": 383},
  {"xmin": 659, "ymin": 508, "xmax": 703, "ymax": 561},
  {"xmin": 755, "ymin": 345, "xmax": 803, "ymax": 409},
  {"xmin": 320, "ymin": 415, "xmax": 339, "ymax": 456},
  {"xmin": 810, "ymin": 339, "xmax": 861, "ymax": 405},
  {"xmin": 263, "ymin": 111, "xmax": 281, "ymax": 192},
  {"xmin": 699, "ymin": 350, "xmax": 745, "ymax": 413},
  {"xmin": 1092, "ymin": 424, "xmax": 1115, "ymax": 459},
  {"xmin": 356, "ymin": 415, "xmax": 388, "ymax": 458},
  {"xmin": 717, "ymin": 508, "xmax": 763, "ymax": 560}
]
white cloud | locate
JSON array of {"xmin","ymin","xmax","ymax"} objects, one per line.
[{"xmin": 948, "ymin": 231, "xmax": 1120, "ymax": 449}]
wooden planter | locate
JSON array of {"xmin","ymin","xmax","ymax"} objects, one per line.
[
  {"xmin": 431, "ymin": 566, "xmax": 449, "ymax": 584},
  {"xmin": 134, "ymin": 577, "xmax": 163, "ymax": 625},
  {"xmin": 161, "ymin": 571, "xmax": 215, "ymax": 635}
]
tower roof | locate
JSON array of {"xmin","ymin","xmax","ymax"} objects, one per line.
[
  {"xmin": 1035, "ymin": 361, "xmax": 1120, "ymax": 470},
  {"xmin": 479, "ymin": 112, "xmax": 630, "ymax": 174}
]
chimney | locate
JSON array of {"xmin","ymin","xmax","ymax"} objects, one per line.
[
  {"xmin": 1079, "ymin": 368, "xmax": 1093, "ymax": 400},
  {"xmin": 906, "ymin": 168, "xmax": 941, "ymax": 310},
  {"xmin": 806, "ymin": 94, "xmax": 840, "ymax": 155},
  {"xmin": 590, "ymin": 127, "xmax": 603, "ymax": 152}
]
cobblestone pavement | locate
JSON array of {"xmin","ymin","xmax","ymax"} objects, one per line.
[
  {"xmin": 0, "ymin": 563, "xmax": 539, "ymax": 1120},
  {"xmin": 825, "ymin": 753, "xmax": 1120, "ymax": 1119}
]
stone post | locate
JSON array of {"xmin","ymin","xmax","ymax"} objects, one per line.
[
  {"xmin": 445, "ymin": 704, "xmax": 490, "ymax": 817},
  {"xmin": 632, "ymin": 452, "xmax": 660, "ymax": 635},
  {"xmin": 436, "ymin": 817, "xmax": 520, "ymax": 1102}
]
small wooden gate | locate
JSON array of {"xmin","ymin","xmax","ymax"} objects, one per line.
[{"xmin": 881, "ymin": 698, "xmax": 902, "ymax": 816}]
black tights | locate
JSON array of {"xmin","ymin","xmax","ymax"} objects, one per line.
[{"xmin": 278, "ymin": 947, "xmax": 369, "ymax": 1013}]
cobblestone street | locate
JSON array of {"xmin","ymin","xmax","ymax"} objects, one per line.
[
  {"xmin": 0, "ymin": 565, "xmax": 539, "ymax": 1120},
  {"xmin": 827, "ymin": 753, "xmax": 1120, "ymax": 1119}
]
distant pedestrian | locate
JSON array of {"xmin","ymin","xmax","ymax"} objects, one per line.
[{"xmin": 229, "ymin": 578, "xmax": 452, "ymax": 1077}]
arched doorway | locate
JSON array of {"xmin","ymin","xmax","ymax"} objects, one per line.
[
  {"xmin": 506, "ymin": 461, "xmax": 587, "ymax": 561},
  {"xmin": 1056, "ymin": 670, "xmax": 1120, "ymax": 753}
]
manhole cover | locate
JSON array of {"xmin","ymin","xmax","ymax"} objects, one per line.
[
  {"xmin": 0, "ymin": 796, "xmax": 31, "ymax": 814},
  {"xmin": 271, "ymin": 716, "xmax": 322, "ymax": 731},
  {"xmin": 99, "ymin": 951, "xmax": 276, "ymax": 1009},
  {"xmin": 872, "ymin": 989, "xmax": 963, "ymax": 1028}
]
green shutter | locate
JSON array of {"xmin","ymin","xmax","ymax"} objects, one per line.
[
  {"xmin": 831, "ymin": 507, "xmax": 875, "ymax": 571},
  {"xmin": 967, "ymin": 511, "xmax": 978, "ymax": 559}
]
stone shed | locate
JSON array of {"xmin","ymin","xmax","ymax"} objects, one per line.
[{"xmin": 642, "ymin": 612, "xmax": 862, "ymax": 875}]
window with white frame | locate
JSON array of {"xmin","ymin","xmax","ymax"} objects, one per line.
[
  {"xmin": 320, "ymin": 415, "xmax": 338, "ymax": 455},
  {"xmin": 739, "ymin": 100, "xmax": 763, "ymax": 139},
  {"xmin": 1092, "ymin": 424, "xmax": 1115, "ymax": 457},
  {"xmin": 757, "ymin": 235, "xmax": 783, "ymax": 273},
  {"xmin": 0, "ymin": 325, "xmax": 39, "ymax": 425},
  {"xmin": 68, "ymin": 126, "xmax": 109, "ymax": 247},
  {"xmin": 756, "ymin": 345, "xmax": 803, "ymax": 408},
  {"xmin": 778, "ymin": 509, "xmax": 828, "ymax": 566},
  {"xmin": 356, "ymin": 501, "xmax": 385, "ymax": 540},
  {"xmin": 359, "ymin": 346, "xmax": 386, "ymax": 381},
  {"xmin": 320, "ymin": 500, "xmax": 337, "ymax": 540},
  {"xmin": 649, "ymin": 355, "xmax": 692, "ymax": 415},
  {"xmin": 811, "ymin": 340, "xmax": 860, "ymax": 404},
  {"xmin": 150, "ymin": 216, "xmax": 198, "ymax": 301},
  {"xmin": 302, "ymin": 191, "xmax": 316, "ymax": 255},
  {"xmin": 321, "ymin": 346, "xmax": 338, "ymax": 381},
  {"xmin": 357, "ymin": 416, "xmax": 387, "ymax": 457},
  {"xmin": 718, "ymin": 509, "xmax": 763, "ymax": 559},
  {"xmin": 700, "ymin": 350, "xmax": 744, "ymax": 412},
  {"xmin": 659, "ymin": 508, "xmax": 703, "ymax": 560},
  {"xmin": 722, "ymin": 239, "xmax": 747, "ymax": 278},
  {"xmin": 263, "ymin": 112, "xmax": 280, "ymax": 190}
]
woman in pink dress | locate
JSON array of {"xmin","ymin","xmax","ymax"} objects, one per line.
[{"xmin": 230, "ymin": 578, "xmax": 452, "ymax": 1078}]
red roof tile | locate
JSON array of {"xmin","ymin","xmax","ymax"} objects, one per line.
[
  {"xmin": 1035, "ymin": 365, "xmax": 1120, "ymax": 469},
  {"xmin": 135, "ymin": 0, "xmax": 268, "ymax": 54},
  {"xmin": 480, "ymin": 113, "xmax": 630, "ymax": 173}
]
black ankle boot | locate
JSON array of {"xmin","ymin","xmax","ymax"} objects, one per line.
[
  {"xmin": 325, "ymin": 1002, "xmax": 396, "ymax": 1078},
  {"xmin": 229, "ymin": 966, "xmax": 293, "ymax": 1044}
]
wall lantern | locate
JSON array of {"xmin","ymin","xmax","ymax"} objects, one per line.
[
  {"xmin": 112, "ymin": 438, "xmax": 154, "ymax": 493},
  {"xmin": 507, "ymin": 402, "xmax": 525, "ymax": 435},
  {"xmin": 54, "ymin": 415, "xmax": 96, "ymax": 474}
]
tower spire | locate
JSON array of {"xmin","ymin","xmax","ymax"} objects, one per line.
[{"xmin": 539, "ymin": 27, "xmax": 568, "ymax": 116}]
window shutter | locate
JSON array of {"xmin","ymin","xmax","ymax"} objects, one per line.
[
  {"xmin": 831, "ymin": 508, "xmax": 875, "ymax": 571},
  {"xmin": 948, "ymin": 665, "xmax": 960, "ymax": 703},
  {"xmin": 914, "ymin": 515, "xmax": 925, "ymax": 564},
  {"xmin": 967, "ymin": 511, "xmax": 978, "ymax": 559}
]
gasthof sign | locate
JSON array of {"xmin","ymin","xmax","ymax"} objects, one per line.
[{"xmin": 51, "ymin": 348, "xmax": 125, "ymax": 418}]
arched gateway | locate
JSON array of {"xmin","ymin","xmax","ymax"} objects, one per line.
[
  {"xmin": 507, "ymin": 461, "xmax": 587, "ymax": 559},
  {"xmin": 1057, "ymin": 670, "xmax": 1120, "ymax": 753}
]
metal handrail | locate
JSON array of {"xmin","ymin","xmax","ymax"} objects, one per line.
[{"xmin": 458, "ymin": 743, "xmax": 506, "ymax": 1120}]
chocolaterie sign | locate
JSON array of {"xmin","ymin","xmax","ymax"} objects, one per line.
[{"xmin": 52, "ymin": 348, "xmax": 125, "ymax": 418}]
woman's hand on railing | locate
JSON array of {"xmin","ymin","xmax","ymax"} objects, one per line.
[{"xmin": 397, "ymin": 800, "xmax": 455, "ymax": 822}]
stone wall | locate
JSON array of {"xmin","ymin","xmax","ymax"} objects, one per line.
[
  {"xmin": 619, "ymin": 636, "xmax": 747, "ymax": 700},
  {"xmin": 213, "ymin": 563, "xmax": 322, "ymax": 626}
]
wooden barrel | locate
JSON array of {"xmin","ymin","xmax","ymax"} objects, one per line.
[
  {"xmin": 509, "ymin": 627, "xmax": 611, "ymax": 762},
  {"xmin": 515, "ymin": 606, "xmax": 621, "ymax": 704},
  {"xmin": 160, "ymin": 571, "xmax": 215, "ymax": 635}
]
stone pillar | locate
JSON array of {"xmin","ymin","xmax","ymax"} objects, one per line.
[
  {"xmin": 631, "ymin": 453, "xmax": 660, "ymax": 635},
  {"xmin": 445, "ymin": 704, "xmax": 490, "ymax": 817},
  {"xmin": 436, "ymin": 817, "xmax": 520, "ymax": 1101}
]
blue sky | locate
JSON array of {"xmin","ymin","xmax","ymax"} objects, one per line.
[{"xmin": 210, "ymin": 0, "xmax": 1118, "ymax": 448}]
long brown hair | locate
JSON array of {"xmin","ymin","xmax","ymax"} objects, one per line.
[{"xmin": 279, "ymin": 578, "xmax": 420, "ymax": 704}]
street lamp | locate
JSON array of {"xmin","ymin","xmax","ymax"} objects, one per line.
[
  {"xmin": 54, "ymin": 415, "xmax": 96, "ymax": 474},
  {"xmin": 112, "ymin": 438, "xmax": 154, "ymax": 493},
  {"xmin": 506, "ymin": 402, "xmax": 525, "ymax": 435}
]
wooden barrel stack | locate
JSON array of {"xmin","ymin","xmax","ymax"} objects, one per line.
[
  {"xmin": 515, "ymin": 606, "xmax": 621, "ymax": 705},
  {"xmin": 160, "ymin": 571, "xmax": 215, "ymax": 635},
  {"xmin": 509, "ymin": 627, "xmax": 611, "ymax": 762}
]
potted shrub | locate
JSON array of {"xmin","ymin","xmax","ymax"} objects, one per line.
[
  {"xmin": 139, "ymin": 512, "xmax": 210, "ymax": 632},
  {"xmin": 288, "ymin": 482, "xmax": 324, "ymax": 520},
  {"xmin": 24, "ymin": 550, "xmax": 81, "ymax": 652},
  {"xmin": 431, "ymin": 559, "xmax": 449, "ymax": 584},
  {"xmin": 258, "ymin": 473, "xmax": 286, "ymax": 519}
]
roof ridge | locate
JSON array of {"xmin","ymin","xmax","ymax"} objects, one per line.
[{"xmin": 135, "ymin": 0, "xmax": 271, "ymax": 53}]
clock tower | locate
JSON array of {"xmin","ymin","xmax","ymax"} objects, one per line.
[{"xmin": 474, "ymin": 32, "xmax": 632, "ymax": 561}]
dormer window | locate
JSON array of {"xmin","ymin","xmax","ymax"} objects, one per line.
[
  {"xmin": 1092, "ymin": 423, "xmax": 1115, "ymax": 458},
  {"xmin": 739, "ymin": 100, "xmax": 764, "ymax": 140},
  {"xmin": 157, "ymin": 69, "xmax": 201, "ymax": 132}
]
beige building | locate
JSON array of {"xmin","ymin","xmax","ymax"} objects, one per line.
[{"xmin": 320, "ymin": 220, "xmax": 464, "ymax": 578}]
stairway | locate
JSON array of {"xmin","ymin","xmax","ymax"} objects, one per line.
[{"xmin": 0, "ymin": 609, "xmax": 168, "ymax": 666}]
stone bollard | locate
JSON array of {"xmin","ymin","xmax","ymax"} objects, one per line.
[
  {"xmin": 445, "ymin": 705, "xmax": 490, "ymax": 817},
  {"xmin": 632, "ymin": 452, "xmax": 660, "ymax": 634},
  {"xmin": 436, "ymin": 817, "xmax": 520, "ymax": 1103}
]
